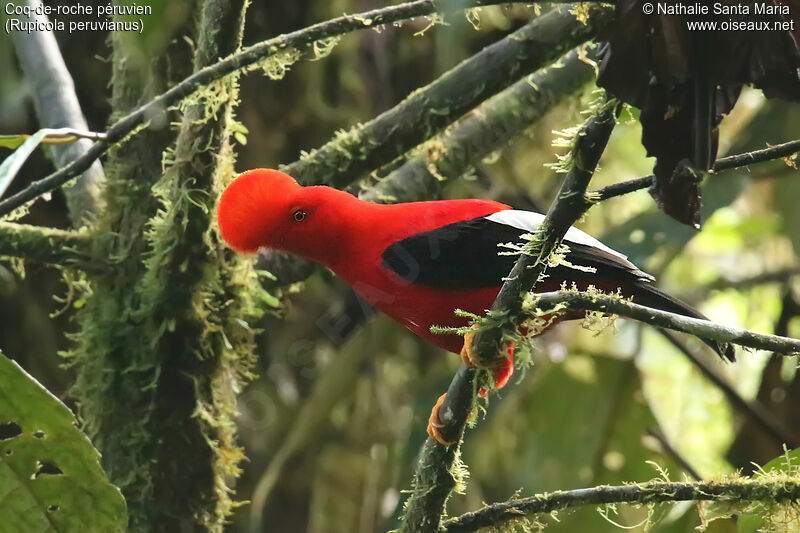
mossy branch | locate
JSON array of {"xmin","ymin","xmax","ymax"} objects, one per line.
[
  {"xmin": 398, "ymin": 99, "xmax": 617, "ymax": 533},
  {"xmin": 0, "ymin": 0, "xmax": 578, "ymax": 218},
  {"xmin": 441, "ymin": 479, "xmax": 800, "ymax": 532},
  {"xmin": 530, "ymin": 290, "xmax": 800, "ymax": 355},
  {"xmin": 287, "ymin": 4, "xmax": 612, "ymax": 188},
  {"xmin": 593, "ymin": 137, "xmax": 800, "ymax": 201},
  {"xmin": 0, "ymin": 221, "xmax": 95, "ymax": 270},
  {"xmin": 361, "ymin": 46, "xmax": 597, "ymax": 203}
]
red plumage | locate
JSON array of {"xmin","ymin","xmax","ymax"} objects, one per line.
[{"xmin": 218, "ymin": 169, "xmax": 732, "ymax": 392}]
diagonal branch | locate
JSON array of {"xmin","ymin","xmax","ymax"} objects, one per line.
[
  {"xmin": 361, "ymin": 46, "xmax": 597, "ymax": 203},
  {"xmin": 0, "ymin": 0, "xmax": 591, "ymax": 218},
  {"xmin": 531, "ymin": 290, "xmax": 800, "ymax": 355},
  {"xmin": 286, "ymin": 4, "xmax": 611, "ymax": 188},
  {"xmin": 441, "ymin": 479, "xmax": 800, "ymax": 532},
  {"xmin": 399, "ymin": 99, "xmax": 618, "ymax": 533},
  {"xmin": 469, "ymin": 99, "xmax": 619, "ymax": 364}
]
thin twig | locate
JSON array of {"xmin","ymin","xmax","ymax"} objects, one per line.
[
  {"xmin": 593, "ymin": 138, "xmax": 800, "ymax": 202},
  {"xmin": 0, "ymin": 0, "xmax": 577, "ymax": 218},
  {"xmin": 441, "ymin": 479, "xmax": 800, "ymax": 532},
  {"xmin": 695, "ymin": 268, "xmax": 800, "ymax": 295},
  {"xmin": 0, "ymin": 128, "xmax": 108, "ymax": 145},
  {"xmin": 531, "ymin": 290, "xmax": 800, "ymax": 354}
]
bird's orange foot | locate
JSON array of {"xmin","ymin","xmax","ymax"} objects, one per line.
[
  {"xmin": 427, "ymin": 393, "xmax": 457, "ymax": 446},
  {"xmin": 460, "ymin": 324, "xmax": 481, "ymax": 367},
  {"xmin": 460, "ymin": 325, "xmax": 515, "ymax": 393}
]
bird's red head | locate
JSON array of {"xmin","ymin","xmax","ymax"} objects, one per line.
[
  {"xmin": 217, "ymin": 168, "xmax": 359, "ymax": 265},
  {"xmin": 217, "ymin": 169, "xmax": 301, "ymax": 253}
]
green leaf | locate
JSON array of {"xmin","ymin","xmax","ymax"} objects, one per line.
[
  {"xmin": 0, "ymin": 135, "xmax": 30, "ymax": 150},
  {"xmin": 0, "ymin": 130, "xmax": 49, "ymax": 198},
  {"xmin": 704, "ymin": 447, "xmax": 800, "ymax": 533},
  {"xmin": 738, "ymin": 447, "xmax": 800, "ymax": 533},
  {"xmin": 759, "ymin": 446, "xmax": 800, "ymax": 472},
  {"xmin": 0, "ymin": 352, "xmax": 127, "ymax": 531},
  {"xmin": 736, "ymin": 513, "xmax": 764, "ymax": 533}
]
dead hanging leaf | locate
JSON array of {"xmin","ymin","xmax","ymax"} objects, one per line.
[
  {"xmin": 596, "ymin": 0, "xmax": 800, "ymax": 227},
  {"xmin": 648, "ymin": 159, "xmax": 705, "ymax": 229}
]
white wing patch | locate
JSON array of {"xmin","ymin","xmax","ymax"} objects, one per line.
[{"xmin": 485, "ymin": 210, "xmax": 631, "ymax": 263}]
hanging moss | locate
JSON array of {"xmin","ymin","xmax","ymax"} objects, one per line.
[{"xmin": 63, "ymin": 1, "xmax": 270, "ymax": 531}]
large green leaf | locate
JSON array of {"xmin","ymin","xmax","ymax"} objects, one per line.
[{"xmin": 0, "ymin": 353, "xmax": 126, "ymax": 532}]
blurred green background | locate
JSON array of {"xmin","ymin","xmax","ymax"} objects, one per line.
[{"xmin": 1, "ymin": 1, "xmax": 799, "ymax": 531}]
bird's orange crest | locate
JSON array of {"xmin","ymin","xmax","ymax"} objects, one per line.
[{"xmin": 217, "ymin": 168, "xmax": 300, "ymax": 253}]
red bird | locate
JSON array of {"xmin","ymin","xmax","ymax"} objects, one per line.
[{"xmin": 217, "ymin": 169, "xmax": 733, "ymax": 444}]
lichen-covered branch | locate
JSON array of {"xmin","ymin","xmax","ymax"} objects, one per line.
[
  {"xmin": 288, "ymin": 4, "xmax": 612, "ymax": 188},
  {"xmin": 441, "ymin": 479, "xmax": 800, "ymax": 532},
  {"xmin": 0, "ymin": 0, "xmax": 558, "ymax": 218},
  {"xmin": 532, "ymin": 290, "xmax": 800, "ymax": 354},
  {"xmin": 67, "ymin": 22, "xmax": 183, "ymax": 530},
  {"xmin": 593, "ymin": 137, "xmax": 800, "ymax": 201},
  {"xmin": 132, "ymin": 0, "xmax": 259, "ymax": 527},
  {"xmin": 0, "ymin": 221, "xmax": 94, "ymax": 270},
  {"xmin": 362, "ymin": 46, "xmax": 597, "ymax": 203},
  {"xmin": 398, "ymin": 99, "xmax": 618, "ymax": 533}
]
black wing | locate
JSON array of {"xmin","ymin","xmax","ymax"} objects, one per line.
[{"xmin": 381, "ymin": 215, "xmax": 652, "ymax": 289}]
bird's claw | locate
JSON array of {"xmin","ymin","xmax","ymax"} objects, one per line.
[
  {"xmin": 427, "ymin": 393, "xmax": 457, "ymax": 446},
  {"xmin": 460, "ymin": 324, "xmax": 481, "ymax": 367}
]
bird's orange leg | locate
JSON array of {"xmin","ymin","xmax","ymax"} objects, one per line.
[
  {"xmin": 426, "ymin": 327, "xmax": 515, "ymax": 446},
  {"xmin": 426, "ymin": 393, "xmax": 456, "ymax": 446}
]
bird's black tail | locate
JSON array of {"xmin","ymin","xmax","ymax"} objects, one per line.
[{"xmin": 631, "ymin": 282, "xmax": 735, "ymax": 361}]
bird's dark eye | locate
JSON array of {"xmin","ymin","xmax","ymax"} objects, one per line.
[{"xmin": 292, "ymin": 209, "xmax": 307, "ymax": 223}]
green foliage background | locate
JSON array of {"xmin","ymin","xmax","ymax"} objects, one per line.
[{"xmin": 0, "ymin": 1, "xmax": 798, "ymax": 531}]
